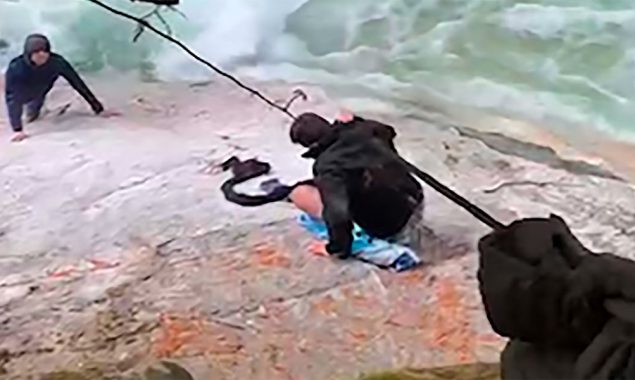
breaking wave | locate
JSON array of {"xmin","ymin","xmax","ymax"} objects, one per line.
[{"xmin": 3, "ymin": 0, "xmax": 635, "ymax": 137}]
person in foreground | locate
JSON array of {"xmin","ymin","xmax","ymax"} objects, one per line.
[
  {"xmin": 287, "ymin": 111, "xmax": 425, "ymax": 259},
  {"xmin": 4, "ymin": 34, "xmax": 114, "ymax": 142},
  {"xmin": 478, "ymin": 214, "xmax": 635, "ymax": 379}
]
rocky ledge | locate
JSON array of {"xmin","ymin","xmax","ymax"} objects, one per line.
[{"xmin": 0, "ymin": 78, "xmax": 633, "ymax": 379}]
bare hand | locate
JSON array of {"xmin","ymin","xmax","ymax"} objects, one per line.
[
  {"xmin": 99, "ymin": 109, "xmax": 121, "ymax": 118},
  {"xmin": 308, "ymin": 241, "xmax": 330, "ymax": 257},
  {"xmin": 336, "ymin": 108, "xmax": 354, "ymax": 123},
  {"xmin": 11, "ymin": 132, "xmax": 28, "ymax": 142}
]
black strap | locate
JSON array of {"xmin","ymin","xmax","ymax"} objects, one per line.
[
  {"xmin": 220, "ymin": 158, "xmax": 293, "ymax": 207},
  {"xmin": 371, "ymin": 140, "xmax": 505, "ymax": 231},
  {"xmin": 404, "ymin": 159, "xmax": 505, "ymax": 230},
  {"xmin": 221, "ymin": 144, "xmax": 506, "ymax": 232}
]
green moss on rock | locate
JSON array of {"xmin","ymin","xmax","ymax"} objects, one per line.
[{"xmin": 357, "ymin": 363, "xmax": 500, "ymax": 380}]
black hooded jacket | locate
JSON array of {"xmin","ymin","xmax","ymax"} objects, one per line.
[
  {"xmin": 478, "ymin": 214, "xmax": 635, "ymax": 379},
  {"xmin": 303, "ymin": 116, "xmax": 423, "ymax": 256},
  {"xmin": 4, "ymin": 34, "xmax": 103, "ymax": 132}
]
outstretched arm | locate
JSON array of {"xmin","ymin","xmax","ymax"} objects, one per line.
[
  {"xmin": 57, "ymin": 57, "xmax": 104, "ymax": 115},
  {"xmin": 315, "ymin": 170, "xmax": 354, "ymax": 258},
  {"xmin": 5, "ymin": 66, "xmax": 25, "ymax": 133}
]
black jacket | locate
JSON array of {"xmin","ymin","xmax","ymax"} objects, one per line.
[
  {"xmin": 478, "ymin": 214, "xmax": 635, "ymax": 379},
  {"xmin": 4, "ymin": 53, "xmax": 103, "ymax": 132},
  {"xmin": 303, "ymin": 116, "xmax": 423, "ymax": 256}
]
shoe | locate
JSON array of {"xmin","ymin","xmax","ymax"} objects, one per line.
[{"xmin": 260, "ymin": 178, "xmax": 292, "ymax": 199}]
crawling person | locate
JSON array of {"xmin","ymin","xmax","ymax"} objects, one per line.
[
  {"xmin": 286, "ymin": 111, "xmax": 425, "ymax": 259},
  {"xmin": 4, "ymin": 34, "xmax": 115, "ymax": 142}
]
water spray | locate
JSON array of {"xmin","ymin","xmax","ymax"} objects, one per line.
[{"xmin": 85, "ymin": 0, "xmax": 505, "ymax": 231}]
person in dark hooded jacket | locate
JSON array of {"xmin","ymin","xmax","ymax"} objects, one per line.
[
  {"xmin": 4, "ymin": 34, "xmax": 112, "ymax": 142},
  {"xmin": 288, "ymin": 112, "xmax": 424, "ymax": 259},
  {"xmin": 478, "ymin": 214, "xmax": 635, "ymax": 379}
]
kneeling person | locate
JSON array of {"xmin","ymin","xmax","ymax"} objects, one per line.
[
  {"xmin": 4, "ymin": 34, "xmax": 110, "ymax": 141},
  {"xmin": 289, "ymin": 112, "xmax": 424, "ymax": 258}
]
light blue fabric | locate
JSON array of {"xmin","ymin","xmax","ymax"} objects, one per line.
[{"xmin": 298, "ymin": 213, "xmax": 422, "ymax": 272}]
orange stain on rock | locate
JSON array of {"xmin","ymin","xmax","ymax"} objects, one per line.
[
  {"xmin": 88, "ymin": 258, "xmax": 119, "ymax": 271},
  {"xmin": 252, "ymin": 242, "xmax": 292, "ymax": 268},
  {"xmin": 400, "ymin": 270, "xmax": 427, "ymax": 285},
  {"xmin": 153, "ymin": 314, "xmax": 200, "ymax": 358},
  {"xmin": 48, "ymin": 267, "xmax": 77, "ymax": 279},
  {"xmin": 347, "ymin": 328, "xmax": 371, "ymax": 345},
  {"xmin": 386, "ymin": 304, "xmax": 427, "ymax": 329},
  {"xmin": 152, "ymin": 314, "xmax": 243, "ymax": 359},
  {"xmin": 430, "ymin": 277, "xmax": 476, "ymax": 363},
  {"xmin": 350, "ymin": 293, "xmax": 375, "ymax": 310},
  {"xmin": 312, "ymin": 294, "xmax": 338, "ymax": 316}
]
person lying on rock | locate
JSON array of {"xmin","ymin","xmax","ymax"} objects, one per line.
[
  {"xmin": 3, "ymin": 34, "xmax": 116, "ymax": 142},
  {"xmin": 285, "ymin": 111, "xmax": 425, "ymax": 259}
]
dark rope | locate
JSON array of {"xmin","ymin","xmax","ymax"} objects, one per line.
[
  {"xmin": 85, "ymin": 0, "xmax": 298, "ymax": 120},
  {"xmin": 404, "ymin": 159, "xmax": 505, "ymax": 230},
  {"xmin": 370, "ymin": 140, "xmax": 506, "ymax": 231},
  {"xmin": 87, "ymin": 0, "xmax": 505, "ymax": 231}
]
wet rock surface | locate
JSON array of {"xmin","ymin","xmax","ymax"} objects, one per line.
[{"xmin": 0, "ymin": 79, "xmax": 634, "ymax": 379}]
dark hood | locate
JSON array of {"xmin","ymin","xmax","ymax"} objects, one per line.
[
  {"xmin": 23, "ymin": 34, "xmax": 51, "ymax": 64},
  {"xmin": 301, "ymin": 128, "xmax": 339, "ymax": 159},
  {"xmin": 300, "ymin": 117, "xmax": 364, "ymax": 159}
]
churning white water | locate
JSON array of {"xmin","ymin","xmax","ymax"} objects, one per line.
[{"xmin": 3, "ymin": 0, "xmax": 635, "ymax": 137}]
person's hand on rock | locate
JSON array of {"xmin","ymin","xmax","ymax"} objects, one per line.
[
  {"xmin": 98, "ymin": 109, "xmax": 121, "ymax": 118},
  {"xmin": 11, "ymin": 131, "xmax": 28, "ymax": 142},
  {"xmin": 326, "ymin": 241, "xmax": 352, "ymax": 260},
  {"xmin": 308, "ymin": 241, "xmax": 330, "ymax": 257}
]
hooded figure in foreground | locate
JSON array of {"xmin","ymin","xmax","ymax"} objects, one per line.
[
  {"xmin": 4, "ymin": 34, "xmax": 111, "ymax": 142},
  {"xmin": 478, "ymin": 214, "xmax": 635, "ymax": 379},
  {"xmin": 287, "ymin": 112, "xmax": 425, "ymax": 259}
]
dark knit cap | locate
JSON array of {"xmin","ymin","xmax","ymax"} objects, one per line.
[
  {"xmin": 23, "ymin": 34, "xmax": 51, "ymax": 56},
  {"xmin": 289, "ymin": 112, "xmax": 332, "ymax": 148}
]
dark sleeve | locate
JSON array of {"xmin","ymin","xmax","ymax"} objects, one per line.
[
  {"xmin": 370, "ymin": 121, "xmax": 396, "ymax": 141},
  {"xmin": 315, "ymin": 169, "xmax": 353, "ymax": 257},
  {"xmin": 478, "ymin": 232, "xmax": 571, "ymax": 344},
  {"xmin": 57, "ymin": 56, "xmax": 104, "ymax": 114},
  {"xmin": 368, "ymin": 120, "xmax": 397, "ymax": 150},
  {"xmin": 4, "ymin": 66, "xmax": 24, "ymax": 132},
  {"xmin": 350, "ymin": 116, "xmax": 397, "ymax": 150},
  {"xmin": 478, "ymin": 221, "xmax": 608, "ymax": 348}
]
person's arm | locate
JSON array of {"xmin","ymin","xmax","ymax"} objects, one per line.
[
  {"xmin": 4, "ymin": 66, "xmax": 25, "ymax": 132},
  {"xmin": 338, "ymin": 114, "xmax": 398, "ymax": 150},
  {"xmin": 315, "ymin": 169, "xmax": 354, "ymax": 258},
  {"xmin": 56, "ymin": 56, "xmax": 104, "ymax": 115},
  {"xmin": 366, "ymin": 119, "xmax": 397, "ymax": 150},
  {"xmin": 371, "ymin": 121, "xmax": 397, "ymax": 142}
]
